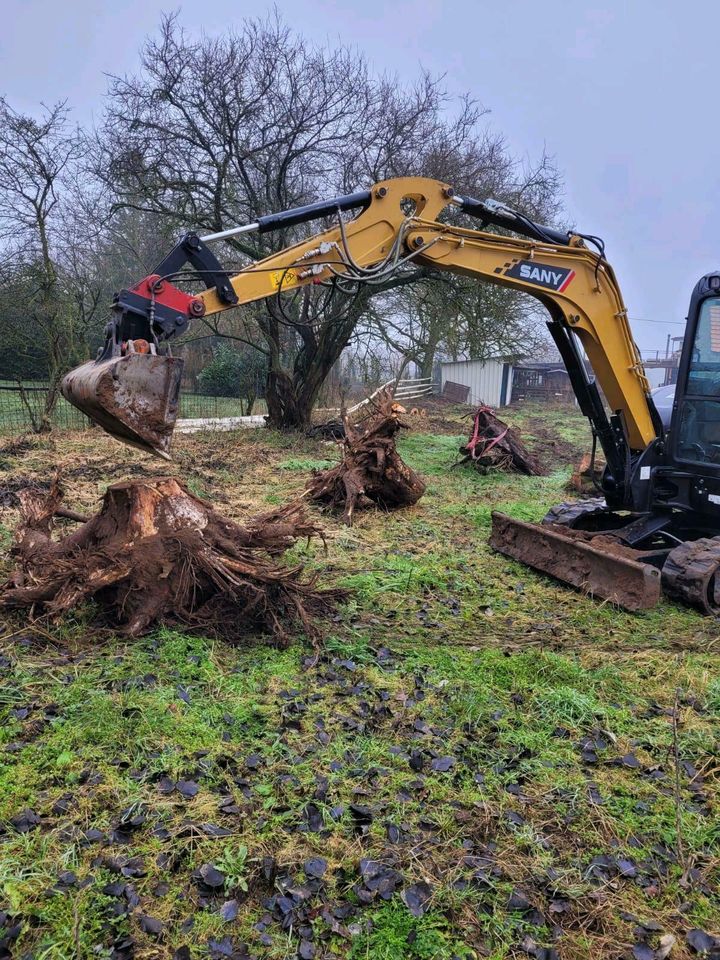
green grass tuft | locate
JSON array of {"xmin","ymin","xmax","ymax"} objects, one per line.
[
  {"xmin": 278, "ymin": 456, "xmax": 338, "ymax": 471},
  {"xmin": 349, "ymin": 901, "xmax": 474, "ymax": 960}
]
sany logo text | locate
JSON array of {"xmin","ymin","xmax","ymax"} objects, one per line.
[
  {"xmin": 519, "ymin": 264, "xmax": 564, "ymax": 286},
  {"xmin": 504, "ymin": 259, "xmax": 575, "ymax": 292}
]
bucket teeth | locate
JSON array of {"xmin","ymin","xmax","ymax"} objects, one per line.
[
  {"xmin": 61, "ymin": 353, "xmax": 184, "ymax": 459},
  {"xmin": 490, "ymin": 511, "xmax": 662, "ymax": 611}
]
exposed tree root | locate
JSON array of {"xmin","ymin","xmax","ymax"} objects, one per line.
[
  {"xmin": 0, "ymin": 476, "xmax": 345, "ymax": 643},
  {"xmin": 457, "ymin": 405, "xmax": 544, "ymax": 476},
  {"xmin": 567, "ymin": 450, "xmax": 606, "ymax": 494},
  {"xmin": 306, "ymin": 389, "xmax": 426, "ymax": 526}
]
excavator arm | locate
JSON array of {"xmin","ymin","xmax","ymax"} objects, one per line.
[{"xmin": 63, "ymin": 176, "xmax": 658, "ymax": 498}]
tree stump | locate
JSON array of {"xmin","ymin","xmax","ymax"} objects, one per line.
[
  {"xmin": 0, "ymin": 476, "xmax": 345, "ymax": 642},
  {"xmin": 458, "ymin": 405, "xmax": 544, "ymax": 476},
  {"xmin": 306, "ymin": 389, "xmax": 426, "ymax": 526}
]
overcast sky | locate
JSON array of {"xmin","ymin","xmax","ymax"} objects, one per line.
[{"xmin": 2, "ymin": 0, "xmax": 716, "ymax": 354}]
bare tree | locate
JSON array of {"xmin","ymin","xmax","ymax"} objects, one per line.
[
  {"xmin": 0, "ymin": 99, "xmax": 103, "ymax": 429},
  {"xmin": 93, "ymin": 14, "xmax": 562, "ymax": 427},
  {"xmin": 367, "ymin": 275, "xmax": 557, "ymax": 380}
]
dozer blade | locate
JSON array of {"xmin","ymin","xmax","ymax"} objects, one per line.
[
  {"xmin": 61, "ymin": 353, "xmax": 184, "ymax": 460},
  {"xmin": 490, "ymin": 512, "xmax": 662, "ymax": 612}
]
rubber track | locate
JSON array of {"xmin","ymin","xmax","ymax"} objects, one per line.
[{"xmin": 661, "ymin": 537, "xmax": 720, "ymax": 614}]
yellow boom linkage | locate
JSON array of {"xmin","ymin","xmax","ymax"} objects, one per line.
[{"xmin": 197, "ymin": 177, "xmax": 654, "ymax": 450}]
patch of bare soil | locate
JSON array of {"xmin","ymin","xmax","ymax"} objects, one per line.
[
  {"xmin": 402, "ymin": 395, "xmax": 470, "ymax": 434},
  {"xmin": 522, "ymin": 416, "xmax": 583, "ymax": 466}
]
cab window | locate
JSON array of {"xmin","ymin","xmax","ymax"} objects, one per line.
[
  {"xmin": 686, "ymin": 298, "xmax": 720, "ymax": 396},
  {"xmin": 676, "ymin": 298, "xmax": 720, "ymax": 463}
]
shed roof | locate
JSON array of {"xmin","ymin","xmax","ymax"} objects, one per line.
[{"xmin": 439, "ymin": 356, "xmax": 514, "ymax": 366}]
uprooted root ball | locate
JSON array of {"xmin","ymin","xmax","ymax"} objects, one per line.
[
  {"xmin": 0, "ymin": 476, "xmax": 346, "ymax": 643},
  {"xmin": 458, "ymin": 405, "xmax": 544, "ymax": 476},
  {"xmin": 306, "ymin": 389, "xmax": 426, "ymax": 526}
]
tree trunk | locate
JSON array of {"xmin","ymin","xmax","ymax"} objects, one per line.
[
  {"xmin": 264, "ymin": 369, "xmax": 311, "ymax": 429},
  {"xmin": 264, "ymin": 351, "xmax": 343, "ymax": 430},
  {"xmin": 262, "ymin": 293, "xmax": 369, "ymax": 430},
  {"xmin": 418, "ymin": 324, "xmax": 442, "ymax": 382},
  {"xmin": 418, "ymin": 355, "xmax": 434, "ymax": 382},
  {"xmin": 39, "ymin": 378, "xmax": 60, "ymax": 434}
]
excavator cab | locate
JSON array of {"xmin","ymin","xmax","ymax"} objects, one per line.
[
  {"xmin": 669, "ymin": 283, "xmax": 720, "ymax": 464},
  {"xmin": 62, "ymin": 335, "xmax": 184, "ymax": 460}
]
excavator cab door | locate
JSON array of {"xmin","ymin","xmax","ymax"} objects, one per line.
[
  {"xmin": 669, "ymin": 277, "xmax": 720, "ymax": 470},
  {"xmin": 61, "ymin": 339, "xmax": 184, "ymax": 460}
]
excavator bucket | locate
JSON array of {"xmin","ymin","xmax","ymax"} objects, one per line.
[
  {"xmin": 490, "ymin": 512, "xmax": 662, "ymax": 611},
  {"xmin": 61, "ymin": 351, "xmax": 184, "ymax": 460}
]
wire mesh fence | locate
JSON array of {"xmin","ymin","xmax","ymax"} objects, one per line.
[
  {"xmin": 0, "ymin": 381, "xmax": 259, "ymax": 437},
  {"xmin": 0, "ymin": 377, "xmax": 432, "ymax": 438},
  {"xmin": 0, "ymin": 383, "xmax": 89, "ymax": 435}
]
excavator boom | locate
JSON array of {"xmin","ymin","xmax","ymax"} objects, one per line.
[{"xmin": 63, "ymin": 177, "xmax": 657, "ymax": 469}]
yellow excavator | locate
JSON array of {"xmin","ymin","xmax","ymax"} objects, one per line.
[{"xmin": 62, "ymin": 177, "xmax": 720, "ymax": 615}]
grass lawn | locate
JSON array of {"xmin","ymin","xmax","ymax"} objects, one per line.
[{"xmin": 0, "ymin": 402, "xmax": 718, "ymax": 959}]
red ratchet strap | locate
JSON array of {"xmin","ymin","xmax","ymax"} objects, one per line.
[{"xmin": 467, "ymin": 405, "xmax": 508, "ymax": 459}]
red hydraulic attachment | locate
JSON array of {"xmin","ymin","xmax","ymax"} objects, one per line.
[{"xmin": 131, "ymin": 274, "xmax": 206, "ymax": 320}]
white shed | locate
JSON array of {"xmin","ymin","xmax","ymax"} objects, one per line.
[
  {"xmin": 644, "ymin": 366, "xmax": 668, "ymax": 389},
  {"xmin": 439, "ymin": 358, "xmax": 514, "ymax": 407}
]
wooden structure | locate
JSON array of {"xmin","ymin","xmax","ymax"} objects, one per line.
[
  {"xmin": 442, "ymin": 380, "xmax": 470, "ymax": 403},
  {"xmin": 511, "ymin": 364, "xmax": 575, "ymax": 403}
]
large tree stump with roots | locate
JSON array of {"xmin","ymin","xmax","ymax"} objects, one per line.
[
  {"xmin": 457, "ymin": 405, "xmax": 544, "ymax": 476},
  {"xmin": 0, "ymin": 476, "xmax": 345, "ymax": 643},
  {"xmin": 306, "ymin": 389, "xmax": 426, "ymax": 526}
]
